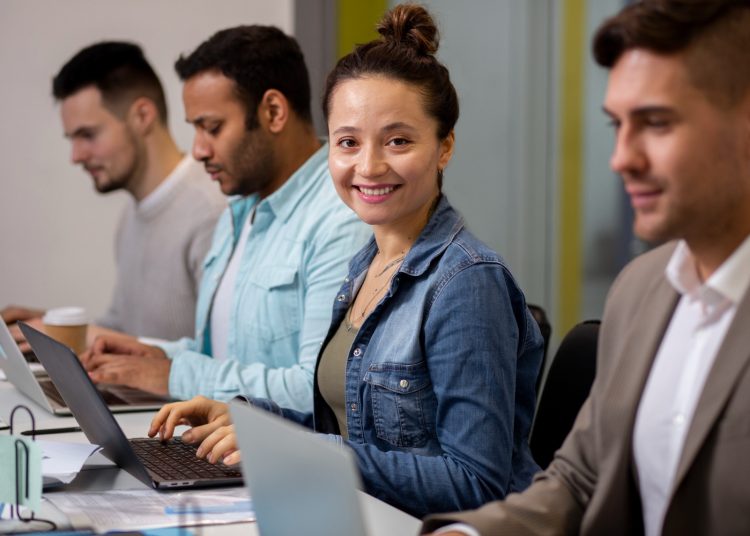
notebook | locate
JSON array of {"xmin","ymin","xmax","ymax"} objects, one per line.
[
  {"xmin": 20, "ymin": 323, "xmax": 243, "ymax": 489},
  {"xmin": 230, "ymin": 400, "xmax": 368, "ymax": 536},
  {"xmin": 0, "ymin": 320, "xmax": 168, "ymax": 414}
]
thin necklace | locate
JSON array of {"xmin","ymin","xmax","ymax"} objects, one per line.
[
  {"xmin": 374, "ymin": 255, "xmax": 405, "ymax": 278},
  {"xmin": 345, "ymin": 287, "xmax": 384, "ymax": 332},
  {"xmin": 346, "ymin": 263, "xmax": 403, "ymax": 331}
]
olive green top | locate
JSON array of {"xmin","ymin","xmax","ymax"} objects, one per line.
[{"xmin": 317, "ymin": 315, "xmax": 359, "ymax": 439}]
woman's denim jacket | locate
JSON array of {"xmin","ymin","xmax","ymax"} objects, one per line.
[{"xmin": 251, "ymin": 196, "xmax": 543, "ymax": 517}]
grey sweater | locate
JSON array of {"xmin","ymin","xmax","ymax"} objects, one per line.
[{"xmin": 97, "ymin": 156, "xmax": 225, "ymax": 339}]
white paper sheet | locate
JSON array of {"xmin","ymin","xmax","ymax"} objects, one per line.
[
  {"xmin": 46, "ymin": 487, "xmax": 255, "ymax": 531},
  {"xmin": 38, "ymin": 439, "xmax": 101, "ymax": 484}
]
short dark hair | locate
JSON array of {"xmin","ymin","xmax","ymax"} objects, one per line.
[
  {"xmin": 175, "ymin": 25, "xmax": 312, "ymax": 129},
  {"xmin": 53, "ymin": 41, "xmax": 168, "ymax": 123},
  {"xmin": 593, "ymin": 0, "xmax": 750, "ymax": 107},
  {"xmin": 322, "ymin": 4, "xmax": 458, "ymax": 141}
]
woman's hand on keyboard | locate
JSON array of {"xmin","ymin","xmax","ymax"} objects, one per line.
[
  {"xmin": 196, "ymin": 424, "xmax": 240, "ymax": 466},
  {"xmin": 148, "ymin": 395, "xmax": 230, "ymax": 444}
]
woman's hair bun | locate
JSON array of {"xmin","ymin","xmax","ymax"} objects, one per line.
[
  {"xmin": 377, "ymin": 4, "xmax": 439, "ymax": 56},
  {"xmin": 322, "ymin": 2, "xmax": 458, "ymax": 142}
]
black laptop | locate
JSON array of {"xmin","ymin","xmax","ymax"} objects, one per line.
[{"xmin": 20, "ymin": 323, "xmax": 243, "ymax": 489}]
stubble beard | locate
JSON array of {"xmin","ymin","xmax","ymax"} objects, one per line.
[
  {"xmin": 231, "ymin": 128, "xmax": 277, "ymax": 198},
  {"xmin": 91, "ymin": 125, "xmax": 142, "ymax": 194}
]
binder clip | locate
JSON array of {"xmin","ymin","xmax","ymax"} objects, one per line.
[{"xmin": 0, "ymin": 404, "xmax": 56, "ymax": 530}]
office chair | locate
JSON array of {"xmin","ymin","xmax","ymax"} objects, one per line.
[
  {"xmin": 529, "ymin": 319, "xmax": 599, "ymax": 469},
  {"xmin": 527, "ymin": 304, "xmax": 552, "ymax": 392}
]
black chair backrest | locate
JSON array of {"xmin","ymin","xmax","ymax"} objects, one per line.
[
  {"xmin": 529, "ymin": 320, "xmax": 599, "ymax": 470},
  {"xmin": 527, "ymin": 304, "xmax": 552, "ymax": 387}
]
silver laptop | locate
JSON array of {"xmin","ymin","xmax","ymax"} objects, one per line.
[
  {"xmin": 230, "ymin": 400, "xmax": 369, "ymax": 536},
  {"xmin": 0, "ymin": 321, "xmax": 168, "ymax": 414},
  {"xmin": 20, "ymin": 322, "xmax": 244, "ymax": 489}
]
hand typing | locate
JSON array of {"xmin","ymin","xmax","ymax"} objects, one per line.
[
  {"xmin": 148, "ymin": 396, "xmax": 240, "ymax": 465},
  {"xmin": 2, "ymin": 305, "xmax": 45, "ymax": 353},
  {"xmin": 81, "ymin": 335, "xmax": 171, "ymax": 395}
]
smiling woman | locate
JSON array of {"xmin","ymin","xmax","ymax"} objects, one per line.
[
  {"xmin": 149, "ymin": 3, "xmax": 544, "ymax": 519},
  {"xmin": 327, "ymin": 76, "xmax": 453, "ymax": 234}
]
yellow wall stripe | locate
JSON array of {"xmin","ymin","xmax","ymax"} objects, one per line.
[
  {"xmin": 557, "ymin": 0, "xmax": 587, "ymax": 334},
  {"xmin": 336, "ymin": 0, "xmax": 388, "ymax": 59}
]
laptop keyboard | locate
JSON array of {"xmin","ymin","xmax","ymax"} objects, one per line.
[
  {"xmin": 40, "ymin": 379, "xmax": 129, "ymax": 406},
  {"xmin": 130, "ymin": 437, "xmax": 242, "ymax": 481}
]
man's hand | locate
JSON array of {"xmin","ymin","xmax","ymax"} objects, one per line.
[
  {"xmin": 1, "ymin": 305, "xmax": 45, "ymax": 324},
  {"xmin": 81, "ymin": 336, "xmax": 171, "ymax": 395},
  {"xmin": 85, "ymin": 324, "xmax": 136, "ymax": 348},
  {"xmin": 8, "ymin": 316, "xmax": 44, "ymax": 354},
  {"xmin": 3, "ymin": 305, "xmax": 45, "ymax": 354},
  {"xmin": 148, "ymin": 395, "xmax": 231, "ymax": 444}
]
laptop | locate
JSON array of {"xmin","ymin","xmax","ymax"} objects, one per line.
[
  {"xmin": 20, "ymin": 323, "xmax": 243, "ymax": 489},
  {"xmin": 0, "ymin": 321, "xmax": 168, "ymax": 415},
  {"xmin": 230, "ymin": 400, "xmax": 369, "ymax": 536}
]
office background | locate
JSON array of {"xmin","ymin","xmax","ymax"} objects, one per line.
[{"xmin": 0, "ymin": 0, "xmax": 632, "ymax": 345}]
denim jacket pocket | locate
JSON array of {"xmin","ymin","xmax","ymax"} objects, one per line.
[{"xmin": 364, "ymin": 362, "xmax": 432, "ymax": 448}]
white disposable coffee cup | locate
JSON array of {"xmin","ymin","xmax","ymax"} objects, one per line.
[{"xmin": 42, "ymin": 307, "xmax": 88, "ymax": 355}]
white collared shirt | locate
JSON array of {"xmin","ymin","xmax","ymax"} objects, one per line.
[
  {"xmin": 434, "ymin": 524, "xmax": 480, "ymax": 536},
  {"xmin": 633, "ymin": 234, "xmax": 750, "ymax": 536}
]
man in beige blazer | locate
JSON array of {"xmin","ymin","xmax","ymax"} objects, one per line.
[{"xmin": 423, "ymin": 1, "xmax": 750, "ymax": 535}]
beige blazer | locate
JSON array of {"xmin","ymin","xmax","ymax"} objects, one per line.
[{"xmin": 424, "ymin": 241, "xmax": 750, "ymax": 535}]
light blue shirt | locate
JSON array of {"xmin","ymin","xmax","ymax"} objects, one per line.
[{"xmin": 160, "ymin": 145, "xmax": 370, "ymax": 410}]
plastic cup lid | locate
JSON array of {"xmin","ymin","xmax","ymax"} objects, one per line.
[{"xmin": 42, "ymin": 306, "xmax": 88, "ymax": 326}]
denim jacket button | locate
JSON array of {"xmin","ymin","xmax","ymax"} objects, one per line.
[
  {"xmin": 350, "ymin": 403, "xmax": 357, "ymax": 411},
  {"xmin": 399, "ymin": 379, "xmax": 409, "ymax": 389},
  {"xmin": 352, "ymin": 348, "xmax": 362, "ymax": 357},
  {"xmin": 336, "ymin": 294, "xmax": 347, "ymax": 302},
  {"xmin": 345, "ymin": 277, "xmax": 350, "ymax": 283}
]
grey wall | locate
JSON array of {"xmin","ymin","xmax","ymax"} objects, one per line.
[
  {"xmin": 413, "ymin": 0, "xmax": 633, "ymax": 325},
  {"xmin": 581, "ymin": 0, "xmax": 629, "ymax": 319},
  {"xmin": 414, "ymin": 0, "xmax": 555, "ymax": 310},
  {"xmin": 294, "ymin": 0, "xmax": 336, "ymax": 136},
  {"xmin": 0, "ymin": 0, "xmax": 293, "ymax": 317}
]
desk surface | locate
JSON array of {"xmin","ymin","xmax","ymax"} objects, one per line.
[{"xmin": 0, "ymin": 379, "xmax": 422, "ymax": 535}]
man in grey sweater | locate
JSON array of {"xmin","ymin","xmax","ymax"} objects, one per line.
[{"xmin": 2, "ymin": 42, "xmax": 225, "ymax": 342}]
